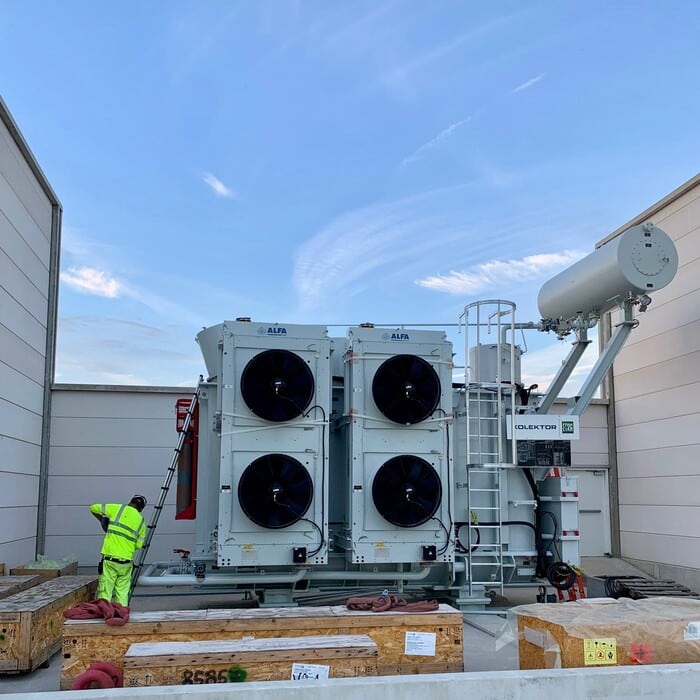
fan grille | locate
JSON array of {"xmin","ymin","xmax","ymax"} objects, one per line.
[
  {"xmin": 372, "ymin": 354, "xmax": 441, "ymax": 424},
  {"xmin": 240, "ymin": 349, "xmax": 314, "ymax": 422},
  {"xmin": 372, "ymin": 455, "xmax": 442, "ymax": 527},
  {"xmin": 238, "ymin": 454, "xmax": 314, "ymax": 529}
]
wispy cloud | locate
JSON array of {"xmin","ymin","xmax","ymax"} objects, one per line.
[
  {"xmin": 416, "ymin": 249, "xmax": 585, "ymax": 295},
  {"xmin": 512, "ymin": 73, "xmax": 545, "ymax": 93},
  {"xmin": 293, "ymin": 185, "xmax": 474, "ymax": 311},
  {"xmin": 381, "ymin": 13, "xmax": 519, "ymax": 88},
  {"xmin": 402, "ymin": 117, "xmax": 471, "ymax": 166},
  {"xmin": 201, "ymin": 171, "xmax": 237, "ymax": 199},
  {"xmin": 61, "ymin": 267, "xmax": 122, "ymax": 298}
]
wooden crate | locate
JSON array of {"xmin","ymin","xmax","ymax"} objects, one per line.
[
  {"xmin": 516, "ymin": 597, "xmax": 700, "ymax": 669},
  {"xmin": 62, "ymin": 603, "xmax": 463, "ymax": 688},
  {"xmin": 123, "ymin": 634, "xmax": 378, "ymax": 686},
  {"xmin": 0, "ymin": 576, "xmax": 42, "ymax": 601},
  {"xmin": 10, "ymin": 560, "xmax": 79, "ymax": 581},
  {"xmin": 0, "ymin": 575, "xmax": 97, "ymax": 673}
]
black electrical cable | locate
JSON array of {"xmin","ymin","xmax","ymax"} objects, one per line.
[
  {"xmin": 454, "ymin": 520, "xmax": 536, "ymax": 553},
  {"xmin": 434, "ymin": 407, "xmax": 453, "ymax": 555},
  {"xmin": 269, "ymin": 401, "xmax": 327, "ymax": 558}
]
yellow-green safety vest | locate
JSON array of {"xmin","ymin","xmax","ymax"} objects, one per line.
[{"xmin": 90, "ymin": 503, "xmax": 146, "ymax": 561}]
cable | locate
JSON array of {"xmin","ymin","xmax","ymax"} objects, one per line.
[
  {"xmin": 434, "ymin": 407, "xmax": 454, "ymax": 554},
  {"xmin": 431, "ymin": 517, "xmax": 451, "ymax": 555}
]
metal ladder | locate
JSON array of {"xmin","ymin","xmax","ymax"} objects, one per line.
[
  {"xmin": 130, "ymin": 388, "xmax": 199, "ymax": 599},
  {"xmin": 460, "ymin": 300, "xmax": 517, "ymax": 597}
]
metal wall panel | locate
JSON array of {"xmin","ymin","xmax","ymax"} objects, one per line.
[
  {"xmin": 0, "ymin": 112, "xmax": 55, "ymax": 569},
  {"xmin": 0, "ymin": 123, "xmax": 52, "ymax": 233},
  {"xmin": 620, "ymin": 530, "xmax": 700, "ymax": 570},
  {"xmin": 47, "ymin": 388, "xmax": 196, "ymax": 565},
  {"xmin": 610, "ymin": 181, "xmax": 700, "ymax": 573},
  {"xmin": 615, "ymin": 350, "xmax": 700, "ymax": 400},
  {"xmin": 615, "ymin": 382, "xmax": 700, "ymax": 428},
  {"xmin": 618, "ymin": 444, "xmax": 699, "ymax": 478}
]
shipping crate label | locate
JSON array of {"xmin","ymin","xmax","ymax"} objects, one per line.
[
  {"xmin": 404, "ymin": 631, "xmax": 436, "ymax": 656},
  {"xmin": 584, "ymin": 638, "xmax": 617, "ymax": 665},
  {"xmin": 291, "ymin": 663, "xmax": 330, "ymax": 680},
  {"xmin": 683, "ymin": 621, "xmax": 700, "ymax": 641}
]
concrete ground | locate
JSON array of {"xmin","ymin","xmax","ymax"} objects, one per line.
[{"xmin": 1, "ymin": 556, "xmax": 649, "ymax": 694}]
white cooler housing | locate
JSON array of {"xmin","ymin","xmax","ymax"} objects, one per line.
[
  {"xmin": 342, "ymin": 326, "xmax": 454, "ymax": 565},
  {"xmin": 206, "ymin": 321, "xmax": 331, "ymax": 567}
]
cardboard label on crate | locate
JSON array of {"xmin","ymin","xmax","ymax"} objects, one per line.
[
  {"xmin": 405, "ymin": 631, "xmax": 437, "ymax": 656},
  {"xmin": 584, "ymin": 638, "xmax": 617, "ymax": 665},
  {"xmin": 291, "ymin": 663, "xmax": 330, "ymax": 680},
  {"xmin": 683, "ymin": 621, "xmax": 700, "ymax": 640}
]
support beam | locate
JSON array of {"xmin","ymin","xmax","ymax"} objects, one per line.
[
  {"xmin": 535, "ymin": 329, "xmax": 591, "ymax": 414},
  {"xmin": 566, "ymin": 303, "xmax": 635, "ymax": 417}
]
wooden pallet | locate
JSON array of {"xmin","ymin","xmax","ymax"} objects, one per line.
[
  {"xmin": 123, "ymin": 634, "xmax": 378, "ymax": 686},
  {"xmin": 0, "ymin": 575, "xmax": 97, "ymax": 674},
  {"xmin": 0, "ymin": 576, "xmax": 41, "ymax": 601},
  {"xmin": 62, "ymin": 603, "xmax": 463, "ymax": 689},
  {"xmin": 516, "ymin": 597, "xmax": 700, "ymax": 669}
]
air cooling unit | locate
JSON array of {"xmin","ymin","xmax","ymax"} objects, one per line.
[
  {"xmin": 203, "ymin": 321, "xmax": 331, "ymax": 567},
  {"xmin": 342, "ymin": 326, "xmax": 454, "ymax": 564}
]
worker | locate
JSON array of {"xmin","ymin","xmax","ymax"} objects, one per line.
[{"xmin": 89, "ymin": 495, "xmax": 147, "ymax": 606}]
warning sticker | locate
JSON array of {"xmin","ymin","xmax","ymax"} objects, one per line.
[{"xmin": 584, "ymin": 638, "xmax": 617, "ymax": 665}]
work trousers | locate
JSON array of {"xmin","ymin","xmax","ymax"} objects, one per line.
[{"xmin": 96, "ymin": 559, "xmax": 132, "ymax": 606}]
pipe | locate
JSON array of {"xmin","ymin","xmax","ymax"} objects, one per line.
[
  {"xmin": 306, "ymin": 566, "xmax": 432, "ymax": 582},
  {"xmin": 137, "ymin": 569, "xmax": 308, "ymax": 587}
]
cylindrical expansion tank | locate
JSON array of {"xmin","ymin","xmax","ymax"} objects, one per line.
[{"xmin": 538, "ymin": 223, "xmax": 678, "ymax": 322}]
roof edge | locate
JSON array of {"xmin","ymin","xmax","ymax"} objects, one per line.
[
  {"xmin": 0, "ymin": 95, "xmax": 62, "ymax": 209},
  {"xmin": 596, "ymin": 173, "xmax": 700, "ymax": 248},
  {"xmin": 52, "ymin": 383, "xmax": 196, "ymax": 394}
]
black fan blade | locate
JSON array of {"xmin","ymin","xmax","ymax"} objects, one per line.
[
  {"xmin": 372, "ymin": 456, "xmax": 442, "ymax": 527},
  {"xmin": 372, "ymin": 354, "xmax": 440, "ymax": 424},
  {"xmin": 241, "ymin": 350, "xmax": 314, "ymax": 422},
  {"xmin": 238, "ymin": 454, "xmax": 314, "ymax": 529}
]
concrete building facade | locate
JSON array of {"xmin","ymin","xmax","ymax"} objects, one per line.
[
  {"xmin": 599, "ymin": 174, "xmax": 700, "ymax": 590},
  {"xmin": 0, "ymin": 98, "xmax": 61, "ymax": 569}
]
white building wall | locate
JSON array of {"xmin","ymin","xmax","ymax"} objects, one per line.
[
  {"xmin": 47, "ymin": 386, "xmax": 197, "ymax": 566},
  {"xmin": 0, "ymin": 99, "xmax": 60, "ymax": 570},
  {"xmin": 600, "ymin": 175, "xmax": 700, "ymax": 589}
]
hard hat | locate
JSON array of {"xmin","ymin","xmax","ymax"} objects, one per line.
[{"xmin": 131, "ymin": 495, "xmax": 147, "ymax": 510}]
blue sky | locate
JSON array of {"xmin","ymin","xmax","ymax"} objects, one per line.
[{"xmin": 2, "ymin": 1, "xmax": 699, "ymax": 389}]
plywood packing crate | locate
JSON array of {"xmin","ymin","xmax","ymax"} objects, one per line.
[
  {"xmin": 515, "ymin": 597, "xmax": 700, "ymax": 669},
  {"xmin": 0, "ymin": 575, "xmax": 97, "ymax": 673},
  {"xmin": 123, "ymin": 634, "xmax": 378, "ymax": 686},
  {"xmin": 10, "ymin": 560, "xmax": 79, "ymax": 581},
  {"xmin": 62, "ymin": 603, "xmax": 463, "ymax": 688},
  {"xmin": 0, "ymin": 576, "xmax": 42, "ymax": 601}
]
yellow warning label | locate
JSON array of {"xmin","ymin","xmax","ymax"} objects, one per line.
[{"xmin": 584, "ymin": 638, "xmax": 617, "ymax": 665}]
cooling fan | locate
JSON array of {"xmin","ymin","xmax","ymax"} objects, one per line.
[
  {"xmin": 240, "ymin": 349, "xmax": 314, "ymax": 422},
  {"xmin": 372, "ymin": 354, "xmax": 441, "ymax": 424},
  {"xmin": 238, "ymin": 454, "xmax": 314, "ymax": 529},
  {"xmin": 372, "ymin": 455, "xmax": 442, "ymax": 527}
]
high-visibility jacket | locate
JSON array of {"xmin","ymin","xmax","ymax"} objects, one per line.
[{"xmin": 89, "ymin": 503, "xmax": 146, "ymax": 562}]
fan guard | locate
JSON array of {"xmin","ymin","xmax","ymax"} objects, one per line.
[
  {"xmin": 238, "ymin": 454, "xmax": 314, "ymax": 529},
  {"xmin": 240, "ymin": 349, "xmax": 314, "ymax": 422},
  {"xmin": 372, "ymin": 354, "xmax": 441, "ymax": 424},
  {"xmin": 372, "ymin": 455, "xmax": 442, "ymax": 527}
]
